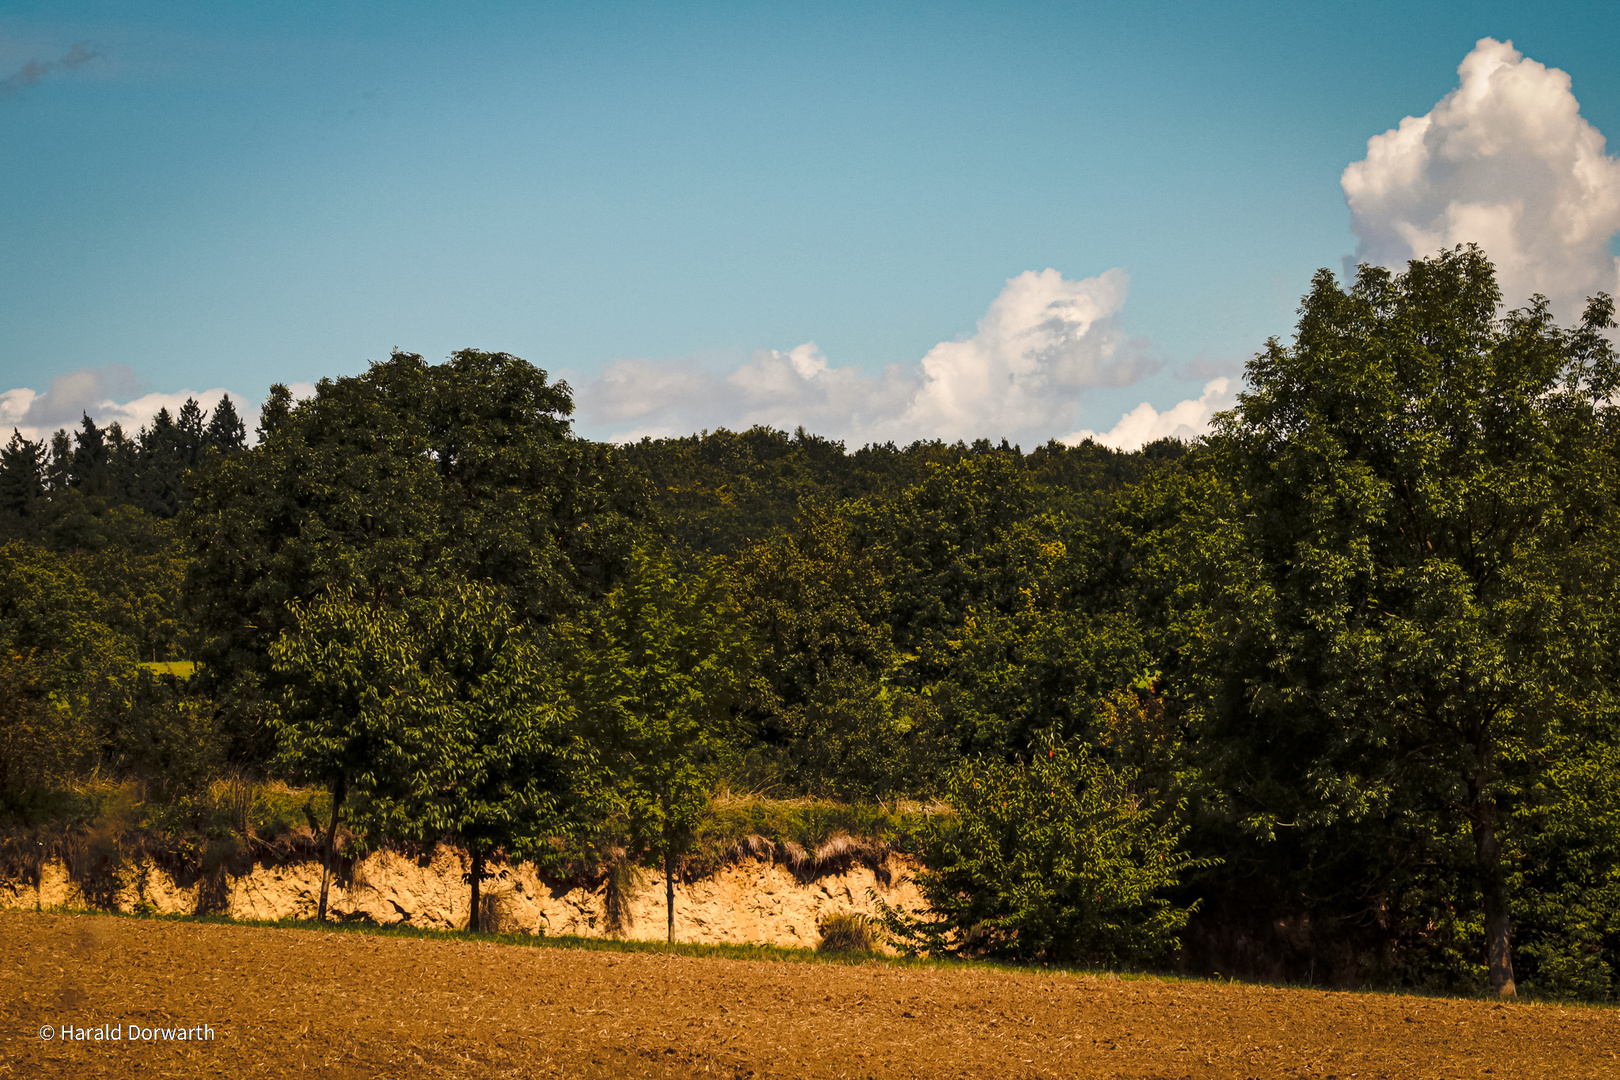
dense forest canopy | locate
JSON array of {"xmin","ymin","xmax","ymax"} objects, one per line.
[{"xmin": 4, "ymin": 248, "xmax": 1620, "ymax": 997}]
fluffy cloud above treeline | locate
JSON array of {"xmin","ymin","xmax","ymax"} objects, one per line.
[
  {"xmin": 582, "ymin": 268, "xmax": 1158, "ymax": 449},
  {"xmin": 8, "ymin": 40, "xmax": 1620, "ymax": 453},
  {"xmin": 584, "ymin": 40, "xmax": 1620, "ymax": 451},
  {"xmin": 1343, "ymin": 37, "xmax": 1620, "ymax": 320}
]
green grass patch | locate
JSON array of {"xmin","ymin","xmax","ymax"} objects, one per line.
[{"xmin": 138, "ymin": 660, "xmax": 196, "ymax": 678}]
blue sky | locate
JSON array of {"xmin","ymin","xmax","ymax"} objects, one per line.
[{"xmin": 3, "ymin": 2, "xmax": 1619, "ymax": 448}]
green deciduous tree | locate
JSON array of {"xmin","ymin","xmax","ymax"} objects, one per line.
[
  {"xmin": 729, "ymin": 507, "xmax": 951, "ymax": 795},
  {"xmin": 269, "ymin": 590, "xmax": 432, "ymax": 920},
  {"xmin": 731, "ymin": 507, "xmax": 893, "ymax": 726},
  {"xmin": 185, "ymin": 350, "xmax": 646, "ymax": 765},
  {"xmin": 0, "ymin": 541, "xmax": 135, "ymax": 794},
  {"xmin": 1192, "ymin": 247, "xmax": 1620, "ymax": 997},
  {"xmin": 271, "ymin": 582, "xmax": 589, "ymax": 927},
  {"xmin": 1507, "ymin": 735, "xmax": 1620, "ymax": 1000},
  {"xmin": 386, "ymin": 583, "xmax": 590, "ymax": 929},
  {"xmin": 564, "ymin": 544, "xmax": 746, "ymax": 941},
  {"xmin": 851, "ymin": 449, "xmax": 1039, "ymax": 661}
]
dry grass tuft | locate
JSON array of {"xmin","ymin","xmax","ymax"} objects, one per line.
[
  {"xmin": 729, "ymin": 834, "xmax": 776, "ymax": 864},
  {"xmin": 205, "ymin": 772, "xmax": 259, "ymax": 841},
  {"xmin": 603, "ymin": 849, "xmax": 645, "ymax": 937},
  {"xmin": 768, "ymin": 835, "xmax": 891, "ymax": 882},
  {"xmin": 776, "ymin": 841, "xmax": 810, "ymax": 877},
  {"xmin": 255, "ymin": 824, "xmax": 328, "ymax": 863},
  {"xmin": 806, "ymin": 833, "xmax": 892, "ymax": 883},
  {"xmin": 816, "ymin": 911, "xmax": 878, "ymax": 953},
  {"xmin": 475, "ymin": 889, "xmax": 511, "ymax": 934}
]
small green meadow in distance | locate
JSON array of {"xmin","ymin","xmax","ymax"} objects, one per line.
[{"xmin": 138, "ymin": 661, "xmax": 196, "ymax": 678}]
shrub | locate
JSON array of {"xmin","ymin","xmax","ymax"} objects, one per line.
[
  {"xmin": 100, "ymin": 669, "xmax": 222, "ymax": 798},
  {"xmin": 880, "ymin": 730, "xmax": 1209, "ymax": 967}
]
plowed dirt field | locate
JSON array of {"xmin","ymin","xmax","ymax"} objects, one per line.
[{"xmin": 3, "ymin": 911, "xmax": 1615, "ymax": 1079}]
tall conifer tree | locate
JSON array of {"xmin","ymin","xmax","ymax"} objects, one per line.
[{"xmin": 0, "ymin": 430, "xmax": 44, "ymax": 517}]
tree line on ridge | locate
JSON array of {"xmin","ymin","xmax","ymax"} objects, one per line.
[{"xmin": 3, "ymin": 247, "xmax": 1619, "ymax": 1000}]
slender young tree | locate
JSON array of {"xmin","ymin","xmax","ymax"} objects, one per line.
[
  {"xmin": 392, "ymin": 583, "xmax": 589, "ymax": 930},
  {"xmin": 271, "ymin": 583, "xmax": 589, "ymax": 929},
  {"xmin": 269, "ymin": 591, "xmax": 431, "ymax": 921},
  {"xmin": 564, "ymin": 544, "xmax": 746, "ymax": 942}
]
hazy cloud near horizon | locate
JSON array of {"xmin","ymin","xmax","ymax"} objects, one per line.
[
  {"xmin": 580, "ymin": 267, "xmax": 1159, "ymax": 449},
  {"xmin": 1063, "ymin": 378, "xmax": 1238, "ymax": 451},
  {"xmin": 1343, "ymin": 36, "xmax": 1620, "ymax": 319},
  {"xmin": 0, "ymin": 365, "xmax": 257, "ymax": 446}
]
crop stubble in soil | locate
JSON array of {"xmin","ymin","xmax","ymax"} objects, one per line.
[{"xmin": 2, "ymin": 912, "xmax": 1616, "ymax": 1078}]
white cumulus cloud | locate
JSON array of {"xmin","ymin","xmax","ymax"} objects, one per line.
[
  {"xmin": 580, "ymin": 267, "xmax": 1158, "ymax": 448},
  {"xmin": 1342, "ymin": 36, "xmax": 1620, "ymax": 317},
  {"xmin": 1062, "ymin": 378, "xmax": 1237, "ymax": 451}
]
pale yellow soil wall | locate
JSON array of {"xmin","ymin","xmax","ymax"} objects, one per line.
[{"xmin": 0, "ymin": 848, "xmax": 925, "ymax": 949}]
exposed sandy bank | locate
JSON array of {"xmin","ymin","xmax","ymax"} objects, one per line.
[{"xmin": 0, "ymin": 846, "xmax": 925, "ymax": 947}]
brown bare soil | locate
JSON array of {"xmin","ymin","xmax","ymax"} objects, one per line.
[{"xmin": 3, "ymin": 911, "xmax": 1616, "ymax": 1079}]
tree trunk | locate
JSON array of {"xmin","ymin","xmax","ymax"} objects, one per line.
[
  {"xmin": 1469, "ymin": 774, "xmax": 1516, "ymax": 999},
  {"xmin": 469, "ymin": 848, "xmax": 484, "ymax": 933},
  {"xmin": 663, "ymin": 788, "xmax": 675, "ymax": 943},
  {"xmin": 317, "ymin": 775, "xmax": 345, "ymax": 924}
]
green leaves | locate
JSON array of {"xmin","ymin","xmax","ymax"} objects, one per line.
[
  {"xmin": 269, "ymin": 583, "xmax": 585, "ymax": 864},
  {"xmin": 184, "ymin": 349, "xmax": 647, "ymax": 703},
  {"xmin": 562, "ymin": 542, "xmax": 746, "ymax": 862},
  {"xmin": 268, "ymin": 590, "xmax": 429, "ymax": 798},
  {"xmin": 1190, "ymin": 245, "xmax": 1620, "ymax": 992},
  {"xmin": 395, "ymin": 583, "xmax": 586, "ymax": 859},
  {"xmin": 889, "ymin": 731, "xmax": 1208, "ymax": 967}
]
